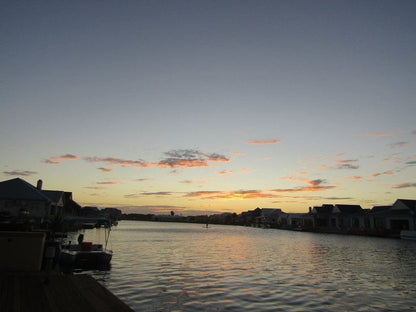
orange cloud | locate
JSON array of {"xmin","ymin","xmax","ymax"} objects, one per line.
[
  {"xmin": 136, "ymin": 178, "xmax": 149, "ymax": 182},
  {"xmin": 371, "ymin": 171, "xmax": 394, "ymax": 178},
  {"xmin": 389, "ymin": 141, "xmax": 408, "ymax": 149},
  {"xmin": 232, "ymin": 151, "xmax": 245, "ymax": 156},
  {"xmin": 246, "ymin": 139, "xmax": 281, "ymax": 145},
  {"xmin": 272, "ymin": 185, "xmax": 335, "ymax": 193},
  {"xmin": 97, "ymin": 181, "xmax": 120, "ymax": 185},
  {"xmin": 392, "ymin": 182, "xmax": 416, "ymax": 189},
  {"xmin": 44, "ymin": 154, "xmax": 78, "ymax": 165},
  {"xmin": 98, "ymin": 167, "xmax": 113, "ymax": 173},
  {"xmin": 184, "ymin": 190, "xmax": 277, "ymax": 200},
  {"xmin": 84, "ymin": 156, "xmax": 147, "ymax": 167},
  {"xmin": 158, "ymin": 159, "xmax": 208, "ymax": 168},
  {"xmin": 85, "ymin": 150, "xmax": 230, "ymax": 170},
  {"xmin": 361, "ymin": 132, "xmax": 389, "ymax": 137},
  {"xmin": 219, "ymin": 170, "xmax": 234, "ymax": 175},
  {"xmin": 335, "ymin": 159, "xmax": 359, "ymax": 170},
  {"xmin": 345, "ymin": 176, "xmax": 363, "ymax": 181},
  {"xmin": 158, "ymin": 150, "xmax": 230, "ymax": 168},
  {"xmin": 240, "ymin": 168, "xmax": 256, "ymax": 174},
  {"xmin": 83, "ymin": 186, "xmax": 106, "ymax": 190},
  {"xmin": 276, "ymin": 176, "xmax": 335, "ymax": 193}
]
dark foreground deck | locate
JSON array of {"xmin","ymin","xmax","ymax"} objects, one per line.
[{"xmin": 0, "ymin": 272, "xmax": 133, "ymax": 312}]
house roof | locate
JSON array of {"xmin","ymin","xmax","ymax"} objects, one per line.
[
  {"xmin": 313, "ymin": 205, "xmax": 334, "ymax": 214},
  {"xmin": 261, "ymin": 208, "xmax": 283, "ymax": 215},
  {"xmin": 396, "ymin": 199, "xmax": 416, "ymax": 211},
  {"xmin": 334, "ymin": 204, "xmax": 363, "ymax": 214},
  {"xmin": 42, "ymin": 190, "xmax": 64, "ymax": 203},
  {"xmin": 0, "ymin": 178, "xmax": 52, "ymax": 202},
  {"xmin": 371, "ymin": 206, "xmax": 391, "ymax": 213}
]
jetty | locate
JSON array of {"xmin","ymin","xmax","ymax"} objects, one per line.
[{"xmin": 0, "ymin": 272, "xmax": 133, "ymax": 312}]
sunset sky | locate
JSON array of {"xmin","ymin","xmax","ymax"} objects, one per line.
[{"xmin": 1, "ymin": 1, "xmax": 415, "ymax": 215}]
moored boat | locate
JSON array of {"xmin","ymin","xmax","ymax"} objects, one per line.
[{"xmin": 60, "ymin": 242, "xmax": 112, "ymax": 270}]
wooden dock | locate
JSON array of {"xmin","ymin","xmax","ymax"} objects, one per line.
[{"xmin": 0, "ymin": 272, "xmax": 134, "ymax": 312}]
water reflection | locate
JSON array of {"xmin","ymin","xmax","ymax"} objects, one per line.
[{"xmin": 83, "ymin": 221, "xmax": 416, "ymax": 311}]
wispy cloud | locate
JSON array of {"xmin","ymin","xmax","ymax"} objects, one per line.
[
  {"xmin": 83, "ymin": 186, "xmax": 106, "ymax": 190},
  {"xmin": 84, "ymin": 156, "xmax": 148, "ymax": 167},
  {"xmin": 158, "ymin": 149, "xmax": 229, "ymax": 168},
  {"xmin": 361, "ymin": 132, "xmax": 389, "ymax": 137},
  {"xmin": 389, "ymin": 141, "xmax": 408, "ymax": 149},
  {"xmin": 392, "ymin": 182, "xmax": 416, "ymax": 189},
  {"xmin": 335, "ymin": 159, "xmax": 359, "ymax": 170},
  {"xmin": 276, "ymin": 177, "xmax": 335, "ymax": 193},
  {"xmin": 246, "ymin": 139, "xmax": 281, "ymax": 145},
  {"xmin": 85, "ymin": 149, "xmax": 229, "ymax": 170},
  {"xmin": 179, "ymin": 180, "xmax": 193, "ymax": 184},
  {"xmin": 280, "ymin": 177, "xmax": 327, "ymax": 186},
  {"xmin": 239, "ymin": 168, "xmax": 256, "ymax": 174},
  {"xmin": 98, "ymin": 167, "xmax": 113, "ymax": 173},
  {"xmin": 135, "ymin": 178, "xmax": 150, "ymax": 182},
  {"xmin": 272, "ymin": 185, "xmax": 336, "ymax": 193},
  {"xmin": 140, "ymin": 191, "xmax": 174, "ymax": 196},
  {"xmin": 3, "ymin": 170, "xmax": 38, "ymax": 176},
  {"xmin": 184, "ymin": 190, "xmax": 277, "ymax": 200},
  {"xmin": 44, "ymin": 154, "xmax": 78, "ymax": 165},
  {"xmin": 96, "ymin": 181, "xmax": 120, "ymax": 185},
  {"xmin": 232, "ymin": 151, "xmax": 245, "ymax": 156},
  {"xmin": 345, "ymin": 176, "xmax": 363, "ymax": 181},
  {"xmin": 219, "ymin": 170, "xmax": 234, "ymax": 175},
  {"xmin": 371, "ymin": 171, "xmax": 394, "ymax": 178}
]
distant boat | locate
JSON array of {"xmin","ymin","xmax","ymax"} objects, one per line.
[{"xmin": 400, "ymin": 230, "xmax": 416, "ymax": 241}]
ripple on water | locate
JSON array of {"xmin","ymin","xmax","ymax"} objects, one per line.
[{"xmin": 86, "ymin": 222, "xmax": 416, "ymax": 311}]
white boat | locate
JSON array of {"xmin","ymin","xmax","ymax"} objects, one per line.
[
  {"xmin": 400, "ymin": 230, "xmax": 416, "ymax": 240},
  {"xmin": 59, "ymin": 229, "xmax": 112, "ymax": 270},
  {"xmin": 60, "ymin": 242, "xmax": 112, "ymax": 270}
]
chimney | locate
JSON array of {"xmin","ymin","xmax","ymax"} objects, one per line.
[{"xmin": 37, "ymin": 179, "xmax": 43, "ymax": 190}]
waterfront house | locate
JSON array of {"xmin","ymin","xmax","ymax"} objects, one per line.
[
  {"xmin": 286, "ymin": 213, "xmax": 314, "ymax": 229},
  {"xmin": 0, "ymin": 177, "xmax": 81, "ymax": 227},
  {"xmin": 367, "ymin": 206, "xmax": 392, "ymax": 231},
  {"xmin": 389, "ymin": 199, "xmax": 416, "ymax": 230},
  {"xmin": 311, "ymin": 204, "xmax": 334, "ymax": 228},
  {"xmin": 0, "ymin": 178, "xmax": 53, "ymax": 223},
  {"xmin": 330, "ymin": 204, "xmax": 363, "ymax": 229},
  {"xmin": 256, "ymin": 208, "xmax": 287, "ymax": 227}
]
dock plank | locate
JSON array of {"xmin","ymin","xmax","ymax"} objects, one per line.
[{"xmin": 0, "ymin": 273, "xmax": 134, "ymax": 312}]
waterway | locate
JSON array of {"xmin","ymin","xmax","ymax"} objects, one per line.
[{"xmin": 77, "ymin": 221, "xmax": 416, "ymax": 311}]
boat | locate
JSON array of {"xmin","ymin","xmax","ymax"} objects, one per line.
[
  {"xmin": 400, "ymin": 230, "xmax": 416, "ymax": 241},
  {"xmin": 60, "ymin": 242, "xmax": 112, "ymax": 269},
  {"xmin": 59, "ymin": 229, "xmax": 112, "ymax": 270}
]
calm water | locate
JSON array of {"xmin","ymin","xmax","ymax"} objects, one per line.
[{"xmin": 78, "ymin": 221, "xmax": 416, "ymax": 311}]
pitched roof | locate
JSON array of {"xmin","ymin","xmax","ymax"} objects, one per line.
[
  {"xmin": 0, "ymin": 178, "xmax": 51, "ymax": 202},
  {"xmin": 371, "ymin": 206, "xmax": 391, "ymax": 213},
  {"xmin": 42, "ymin": 190, "xmax": 64, "ymax": 203},
  {"xmin": 396, "ymin": 199, "xmax": 416, "ymax": 211},
  {"xmin": 313, "ymin": 204, "xmax": 334, "ymax": 214},
  {"xmin": 334, "ymin": 204, "xmax": 363, "ymax": 214}
]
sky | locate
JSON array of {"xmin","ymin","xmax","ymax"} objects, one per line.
[{"xmin": 1, "ymin": 0, "xmax": 415, "ymax": 215}]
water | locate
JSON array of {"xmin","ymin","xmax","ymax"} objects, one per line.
[{"xmin": 78, "ymin": 221, "xmax": 416, "ymax": 311}]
